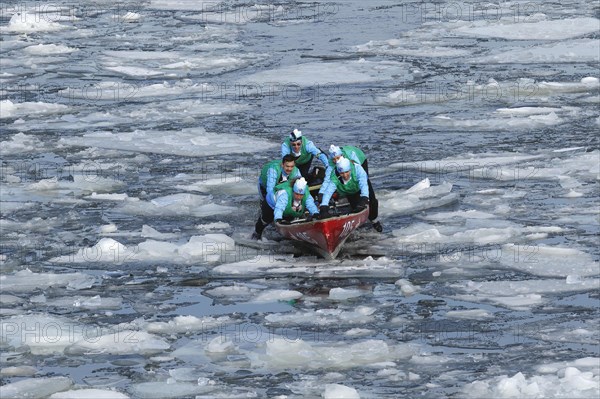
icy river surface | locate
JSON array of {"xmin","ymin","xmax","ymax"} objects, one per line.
[{"xmin": 1, "ymin": 0, "xmax": 599, "ymax": 398}]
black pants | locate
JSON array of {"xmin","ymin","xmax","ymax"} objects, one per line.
[
  {"xmin": 259, "ymin": 199, "xmax": 274, "ymax": 224},
  {"xmin": 360, "ymin": 159, "xmax": 378, "ymax": 221},
  {"xmin": 257, "ymin": 185, "xmax": 275, "ymax": 224},
  {"xmin": 367, "ymin": 178, "xmax": 379, "ymax": 221},
  {"xmin": 361, "ymin": 159, "xmax": 369, "ymax": 175},
  {"xmin": 254, "ymin": 198, "xmax": 274, "ymax": 236}
]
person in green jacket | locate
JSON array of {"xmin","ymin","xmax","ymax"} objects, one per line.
[
  {"xmin": 253, "ymin": 154, "xmax": 301, "ymax": 240},
  {"xmin": 273, "ymin": 177, "xmax": 319, "ymax": 223},
  {"xmin": 281, "ymin": 128, "xmax": 328, "ymax": 179},
  {"xmin": 320, "ymin": 145, "xmax": 381, "ymax": 232},
  {"xmin": 319, "ymin": 156, "xmax": 382, "ymax": 232},
  {"xmin": 327, "ymin": 144, "xmax": 368, "ymax": 173}
]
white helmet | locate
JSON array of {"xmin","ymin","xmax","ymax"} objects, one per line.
[
  {"xmin": 293, "ymin": 177, "xmax": 307, "ymax": 194},
  {"xmin": 336, "ymin": 157, "xmax": 351, "ymax": 173},
  {"xmin": 289, "ymin": 128, "xmax": 302, "ymax": 142}
]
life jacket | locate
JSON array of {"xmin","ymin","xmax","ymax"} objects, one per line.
[
  {"xmin": 332, "ymin": 162, "xmax": 360, "ymax": 197},
  {"xmin": 284, "ymin": 136, "xmax": 311, "ymax": 165},
  {"xmin": 342, "ymin": 146, "xmax": 366, "ymax": 164},
  {"xmin": 275, "ymin": 181, "xmax": 309, "ymax": 218},
  {"xmin": 259, "ymin": 160, "xmax": 299, "ymax": 188},
  {"xmin": 327, "ymin": 145, "xmax": 366, "ymax": 168}
]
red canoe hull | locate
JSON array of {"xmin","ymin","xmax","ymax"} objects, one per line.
[{"xmin": 275, "ymin": 207, "xmax": 369, "ymax": 259}]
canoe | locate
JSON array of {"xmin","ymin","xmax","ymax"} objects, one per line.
[{"xmin": 274, "ymin": 206, "xmax": 369, "ymax": 260}]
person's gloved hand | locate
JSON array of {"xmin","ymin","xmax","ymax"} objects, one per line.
[
  {"xmin": 275, "ymin": 218, "xmax": 283, "ymax": 224},
  {"xmin": 356, "ymin": 196, "xmax": 369, "ymax": 211},
  {"xmin": 305, "ymin": 213, "xmax": 314, "ymax": 222},
  {"xmin": 280, "ymin": 219, "xmax": 291, "ymax": 225},
  {"xmin": 318, "ymin": 206, "xmax": 329, "ymax": 219}
]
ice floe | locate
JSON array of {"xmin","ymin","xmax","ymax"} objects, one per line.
[
  {"xmin": 0, "ymin": 377, "xmax": 73, "ymax": 399},
  {"xmin": 1, "ymin": 269, "xmax": 96, "ymax": 293},
  {"xmin": 145, "ymin": 315, "xmax": 236, "ymax": 335},
  {"xmin": 377, "ymin": 179, "xmax": 458, "ymax": 217},
  {"xmin": 51, "ymin": 234, "xmax": 238, "ymax": 264},
  {"xmin": 0, "ymin": 133, "xmax": 45, "ymax": 154},
  {"xmin": 265, "ymin": 307, "xmax": 377, "ymax": 327},
  {"xmin": 23, "ymin": 43, "xmax": 78, "ymax": 55},
  {"xmin": 66, "ymin": 330, "xmax": 169, "ymax": 355},
  {"xmin": 238, "ymin": 59, "xmax": 411, "ymax": 87},
  {"xmin": 128, "ymin": 381, "xmax": 217, "ymax": 399},
  {"xmin": 3, "ymin": 12, "xmax": 71, "ymax": 33},
  {"xmin": 323, "ymin": 384, "xmax": 361, "ymax": 399},
  {"xmin": 462, "ymin": 357, "xmax": 600, "ymax": 398},
  {"xmin": 0, "ymin": 100, "xmax": 69, "ymax": 119},
  {"xmin": 59, "ymin": 128, "xmax": 277, "ymax": 157},
  {"xmin": 453, "ymin": 278, "xmax": 600, "ymax": 310},
  {"xmin": 1, "ymin": 314, "xmax": 89, "ymax": 354},
  {"xmin": 453, "ymin": 17, "xmax": 600, "ymax": 40},
  {"xmin": 248, "ymin": 337, "xmax": 416, "ymax": 370},
  {"xmin": 474, "ymin": 38, "xmax": 600, "ymax": 63}
]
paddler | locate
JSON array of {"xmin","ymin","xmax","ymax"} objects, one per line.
[
  {"xmin": 322, "ymin": 144, "xmax": 380, "ymax": 231},
  {"xmin": 281, "ymin": 128, "xmax": 328, "ymax": 179},
  {"xmin": 326, "ymin": 144, "xmax": 368, "ymax": 173},
  {"xmin": 319, "ymin": 156, "xmax": 382, "ymax": 232},
  {"xmin": 252, "ymin": 154, "xmax": 301, "ymax": 240},
  {"xmin": 273, "ymin": 177, "xmax": 320, "ymax": 224}
]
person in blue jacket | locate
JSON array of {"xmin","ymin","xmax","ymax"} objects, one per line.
[
  {"xmin": 326, "ymin": 144, "xmax": 367, "ymax": 172},
  {"xmin": 323, "ymin": 144, "xmax": 380, "ymax": 231},
  {"xmin": 319, "ymin": 157, "xmax": 382, "ymax": 232},
  {"xmin": 253, "ymin": 154, "xmax": 301, "ymax": 240},
  {"xmin": 281, "ymin": 128, "xmax": 328, "ymax": 178},
  {"xmin": 273, "ymin": 177, "xmax": 319, "ymax": 223}
]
